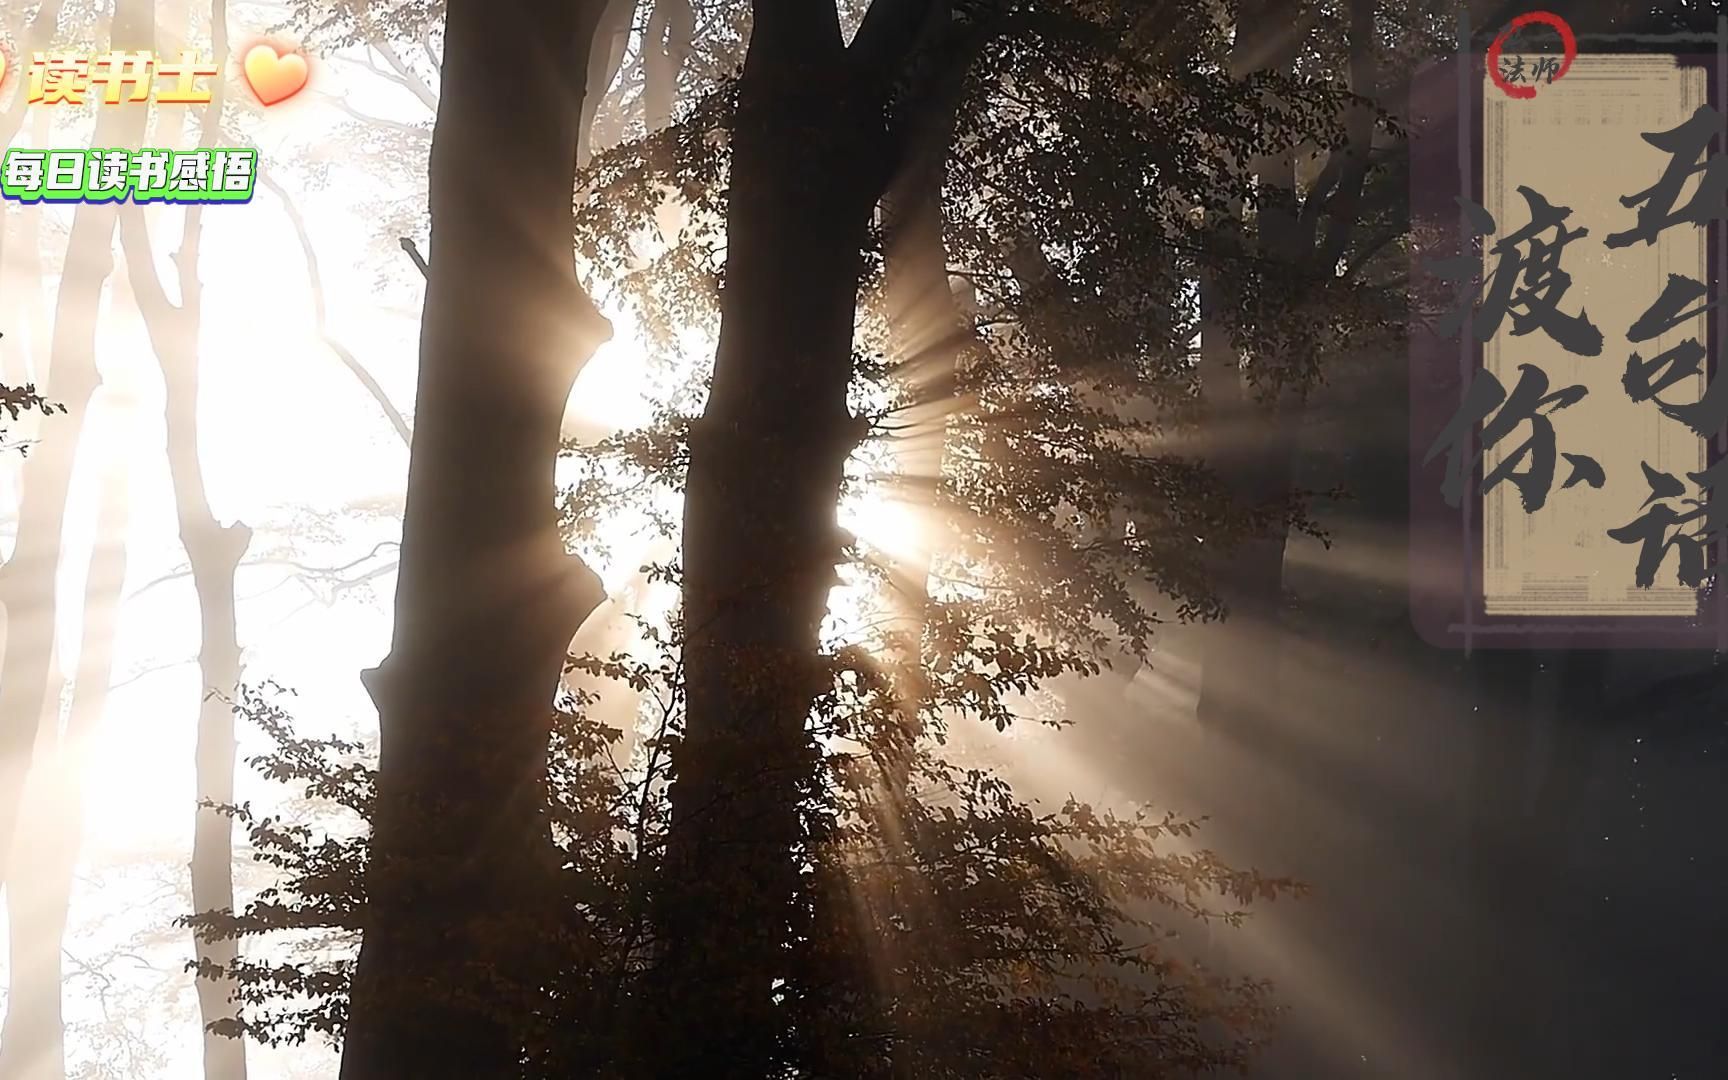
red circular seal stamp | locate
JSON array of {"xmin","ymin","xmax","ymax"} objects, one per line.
[{"xmin": 1487, "ymin": 11, "xmax": 1578, "ymax": 99}]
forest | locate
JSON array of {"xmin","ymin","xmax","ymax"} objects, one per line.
[{"xmin": 2, "ymin": 0, "xmax": 1728, "ymax": 1077}]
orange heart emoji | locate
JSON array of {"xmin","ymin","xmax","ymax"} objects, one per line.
[{"xmin": 242, "ymin": 44, "xmax": 308, "ymax": 106}]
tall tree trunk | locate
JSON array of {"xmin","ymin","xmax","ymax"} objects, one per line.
[
  {"xmin": 1192, "ymin": 150, "xmax": 1304, "ymax": 734},
  {"xmin": 0, "ymin": 115, "xmax": 52, "ymax": 510},
  {"xmin": 0, "ymin": 0, "xmax": 151, "ymax": 894},
  {"xmin": 116, "ymin": 2, "xmax": 249, "ymax": 1075},
  {"xmin": 577, "ymin": 0, "xmax": 638, "ymax": 168},
  {"xmin": 338, "ymin": 0, "xmax": 612, "ymax": 1075},
  {"xmin": 0, "ymin": 110, "xmax": 55, "ymax": 418},
  {"xmin": 1192, "ymin": 2, "xmax": 1304, "ymax": 729},
  {"xmin": 641, "ymin": 5, "xmax": 980, "ymax": 1070},
  {"xmin": 644, "ymin": 0, "xmax": 695, "ymax": 131},
  {"xmin": 0, "ymin": 72, "xmax": 83, "ymax": 1080},
  {"xmin": 13, "ymin": 124, "xmax": 51, "ymax": 386},
  {"xmin": 0, "ymin": 432, "xmax": 130, "ymax": 1080},
  {"xmin": 1195, "ymin": 0, "xmax": 1377, "ymax": 730},
  {"xmin": 644, "ymin": 12, "xmax": 881, "ymax": 1074}
]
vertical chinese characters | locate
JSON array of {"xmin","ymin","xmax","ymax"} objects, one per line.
[
  {"xmin": 1427, "ymin": 92, "xmax": 1728, "ymax": 596},
  {"xmin": 1425, "ymin": 185, "xmax": 1603, "ymax": 512},
  {"xmin": 1601, "ymin": 103, "xmax": 1728, "ymax": 588}
]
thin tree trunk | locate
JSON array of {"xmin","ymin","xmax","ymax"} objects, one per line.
[
  {"xmin": 644, "ymin": 0, "xmax": 695, "ymax": 131},
  {"xmin": 338, "ymin": 0, "xmax": 612, "ymax": 1075},
  {"xmin": 645, "ymin": 13, "xmax": 881, "ymax": 1074},
  {"xmin": 0, "ymin": 737, "xmax": 71, "ymax": 1080},
  {"xmin": 578, "ymin": 0, "xmax": 638, "ymax": 168},
  {"xmin": 0, "ymin": 215, "xmax": 13, "ymax": 395},
  {"xmin": 0, "ymin": 433, "xmax": 130, "ymax": 1080},
  {"xmin": 116, "ymin": 1, "xmax": 249, "ymax": 1073},
  {"xmin": 1192, "ymin": 3, "xmax": 1303, "ymax": 728},
  {"xmin": 13, "ymin": 129, "xmax": 51, "ymax": 389},
  {"xmin": 0, "ymin": 5, "xmax": 132, "ymax": 1066},
  {"xmin": 1192, "ymin": 254, "xmax": 1248, "ymax": 725},
  {"xmin": 0, "ymin": 132, "xmax": 51, "ymax": 507},
  {"xmin": 0, "ymin": 9, "xmax": 64, "ymax": 472},
  {"xmin": 0, "ymin": 109, "xmax": 56, "ymax": 416},
  {"xmin": 0, "ymin": 0, "xmax": 152, "ymax": 893},
  {"xmin": 565, "ymin": 0, "xmax": 696, "ymax": 781}
]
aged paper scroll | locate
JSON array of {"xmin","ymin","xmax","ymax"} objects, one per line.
[{"xmin": 1481, "ymin": 56, "xmax": 1709, "ymax": 616}]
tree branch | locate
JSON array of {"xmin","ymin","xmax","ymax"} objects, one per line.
[
  {"xmin": 399, "ymin": 237, "xmax": 429, "ymax": 278},
  {"xmin": 258, "ymin": 168, "xmax": 413, "ymax": 446},
  {"xmin": 334, "ymin": 52, "xmax": 419, "ymax": 95},
  {"xmin": 368, "ymin": 37, "xmax": 440, "ymax": 111},
  {"xmin": 125, "ymin": 541, "xmax": 403, "ymax": 603},
  {"xmin": 420, "ymin": 28, "xmax": 442, "ymax": 73},
  {"xmin": 1341, "ymin": 224, "xmax": 1405, "ymax": 281},
  {"xmin": 330, "ymin": 97, "xmax": 433, "ymax": 139}
]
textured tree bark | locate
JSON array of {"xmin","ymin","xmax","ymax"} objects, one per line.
[
  {"xmin": 337, "ymin": 0, "xmax": 612, "ymax": 1075},
  {"xmin": 10, "ymin": 131, "xmax": 51, "ymax": 385},
  {"xmin": 0, "ymin": 116, "xmax": 52, "ymax": 572},
  {"xmin": 642, "ymin": 12, "xmax": 880, "ymax": 1075}
]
